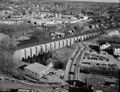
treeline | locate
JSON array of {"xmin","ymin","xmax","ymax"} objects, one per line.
[
  {"xmin": 0, "ymin": 24, "xmax": 38, "ymax": 39},
  {"xmin": 80, "ymin": 66, "xmax": 119, "ymax": 78},
  {"xmin": 98, "ymin": 35, "xmax": 120, "ymax": 44},
  {"xmin": 0, "ymin": 33, "xmax": 20, "ymax": 77},
  {"xmin": 22, "ymin": 51, "xmax": 66, "ymax": 69},
  {"xmin": 22, "ymin": 51, "xmax": 52, "ymax": 65}
]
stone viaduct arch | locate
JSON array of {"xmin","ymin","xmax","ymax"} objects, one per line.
[{"xmin": 15, "ymin": 32, "xmax": 100, "ymax": 61}]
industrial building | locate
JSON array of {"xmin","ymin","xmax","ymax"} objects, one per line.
[{"xmin": 24, "ymin": 62, "xmax": 48, "ymax": 79}]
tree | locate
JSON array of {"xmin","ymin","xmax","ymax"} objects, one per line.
[{"xmin": 0, "ymin": 33, "xmax": 21, "ymax": 77}]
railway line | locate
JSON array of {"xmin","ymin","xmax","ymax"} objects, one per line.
[
  {"xmin": 68, "ymin": 44, "xmax": 81, "ymax": 80},
  {"xmin": 64, "ymin": 43, "xmax": 80, "ymax": 81},
  {"xmin": 68, "ymin": 42, "xmax": 85, "ymax": 81},
  {"xmin": 74, "ymin": 43, "xmax": 85, "ymax": 81}
]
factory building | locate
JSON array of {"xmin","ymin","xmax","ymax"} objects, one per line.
[
  {"xmin": 13, "ymin": 32, "xmax": 100, "ymax": 62},
  {"xmin": 24, "ymin": 62, "xmax": 48, "ymax": 79}
]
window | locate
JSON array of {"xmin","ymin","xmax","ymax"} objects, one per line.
[
  {"xmin": 94, "ymin": 58, "xmax": 97, "ymax": 60},
  {"xmin": 91, "ymin": 57, "xmax": 94, "ymax": 60},
  {"xmin": 82, "ymin": 62, "xmax": 91, "ymax": 65},
  {"xmin": 34, "ymin": 22, "xmax": 37, "ymax": 24},
  {"xmin": 83, "ymin": 57, "xmax": 85, "ymax": 59},
  {"xmin": 87, "ymin": 57, "xmax": 90, "ymax": 59},
  {"xmin": 71, "ymin": 58, "xmax": 73, "ymax": 60},
  {"xmin": 102, "ymin": 64, "xmax": 106, "ymax": 66},
  {"xmin": 22, "ymin": 57, "xmax": 25, "ymax": 61},
  {"xmin": 99, "ymin": 58, "xmax": 103, "ymax": 61},
  {"xmin": 5, "ymin": 12, "xmax": 7, "ymax": 14},
  {"xmin": 106, "ymin": 59, "xmax": 109, "ymax": 62},
  {"xmin": 88, "ymin": 63, "xmax": 91, "ymax": 65},
  {"xmin": 96, "ymin": 63, "xmax": 100, "ymax": 65},
  {"xmin": 28, "ymin": 21, "xmax": 31, "ymax": 23},
  {"xmin": 69, "ymin": 72, "xmax": 74, "ymax": 75}
]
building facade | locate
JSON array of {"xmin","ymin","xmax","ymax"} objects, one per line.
[{"xmin": 24, "ymin": 62, "xmax": 47, "ymax": 79}]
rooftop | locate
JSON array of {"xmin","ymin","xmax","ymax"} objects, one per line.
[{"xmin": 24, "ymin": 62, "xmax": 47, "ymax": 74}]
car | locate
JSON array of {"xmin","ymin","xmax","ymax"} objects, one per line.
[
  {"xmin": 69, "ymin": 72, "xmax": 74, "ymax": 75},
  {"xmin": 60, "ymin": 75, "xmax": 64, "ymax": 79},
  {"xmin": 73, "ymin": 64, "xmax": 77, "ymax": 66},
  {"xmin": 71, "ymin": 58, "xmax": 73, "ymax": 60}
]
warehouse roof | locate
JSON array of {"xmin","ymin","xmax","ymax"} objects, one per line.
[{"xmin": 25, "ymin": 62, "xmax": 47, "ymax": 74}]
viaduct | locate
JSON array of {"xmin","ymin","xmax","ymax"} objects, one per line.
[{"xmin": 13, "ymin": 31, "xmax": 101, "ymax": 62}]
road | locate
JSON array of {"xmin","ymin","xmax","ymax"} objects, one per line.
[
  {"xmin": 64, "ymin": 42, "xmax": 86, "ymax": 82},
  {"xmin": 73, "ymin": 42, "xmax": 85, "ymax": 81},
  {"xmin": 64, "ymin": 26, "xmax": 117, "ymax": 82},
  {"xmin": 0, "ymin": 76, "xmax": 54, "ymax": 92},
  {"xmin": 64, "ymin": 44, "xmax": 79, "ymax": 81},
  {"xmin": 0, "ymin": 76, "xmax": 50, "ymax": 87}
]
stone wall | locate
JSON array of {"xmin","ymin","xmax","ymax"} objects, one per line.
[{"xmin": 13, "ymin": 32, "xmax": 100, "ymax": 62}]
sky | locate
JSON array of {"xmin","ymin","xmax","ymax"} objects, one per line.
[{"xmin": 68, "ymin": 0, "xmax": 119, "ymax": 3}]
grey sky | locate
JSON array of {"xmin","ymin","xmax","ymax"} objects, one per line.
[{"xmin": 68, "ymin": 0, "xmax": 119, "ymax": 3}]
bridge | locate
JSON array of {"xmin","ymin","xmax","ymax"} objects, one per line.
[{"xmin": 13, "ymin": 31, "xmax": 101, "ymax": 62}]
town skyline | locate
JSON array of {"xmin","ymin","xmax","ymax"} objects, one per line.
[{"xmin": 66, "ymin": 0, "xmax": 119, "ymax": 3}]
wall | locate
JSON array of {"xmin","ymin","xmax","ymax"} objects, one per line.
[
  {"xmin": 24, "ymin": 68, "xmax": 38, "ymax": 79},
  {"xmin": 13, "ymin": 32, "xmax": 100, "ymax": 62}
]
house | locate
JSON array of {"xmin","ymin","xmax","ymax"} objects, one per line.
[
  {"xmin": 100, "ymin": 43, "xmax": 111, "ymax": 50},
  {"xmin": 0, "ymin": 9, "xmax": 13, "ymax": 17},
  {"xmin": 112, "ymin": 44, "xmax": 120, "ymax": 56}
]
